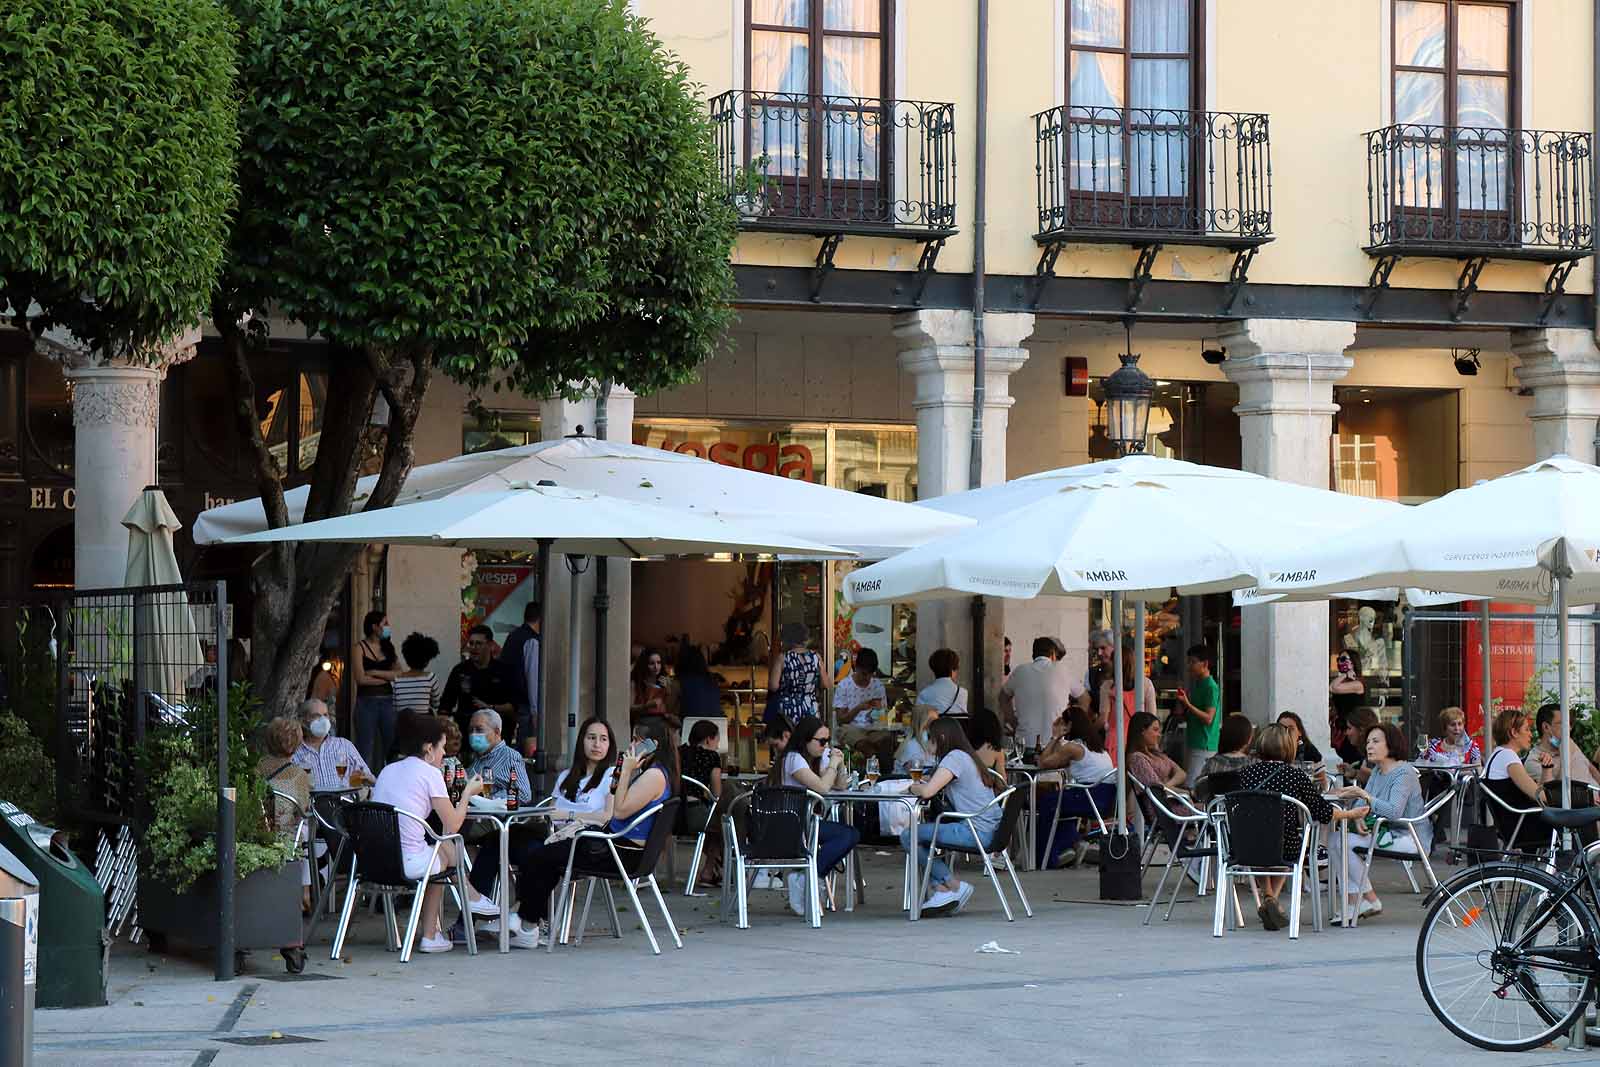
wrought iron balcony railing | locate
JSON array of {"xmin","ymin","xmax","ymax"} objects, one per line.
[
  {"xmin": 709, "ymin": 89, "xmax": 956, "ymax": 238},
  {"xmin": 1365, "ymin": 124, "xmax": 1594, "ymax": 261},
  {"xmin": 1033, "ymin": 105, "xmax": 1273, "ymax": 247}
]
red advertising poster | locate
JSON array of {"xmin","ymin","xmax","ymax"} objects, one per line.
[
  {"xmin": 460, "ymin": 560, "xmax": 538, "ymax": 653},
  {"xmin": 1462, "ymin": 602, "xmax": 1538, "ymax": 737}
]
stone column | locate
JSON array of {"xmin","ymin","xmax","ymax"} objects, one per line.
[
  {"xmin": 1511, "ymin": 328, "xmax": 1600, "ymax": 463},
  {"xmin": 42, "ymin": 331, "xmax": 196, "ymax": 590},
  {"xmin": 1219, "ymin": 319, "xmax": 1356, "ymax": 753},
  {"xmin": 893, "ymin": 310, "xmax": 1034, "ymax": 707}
]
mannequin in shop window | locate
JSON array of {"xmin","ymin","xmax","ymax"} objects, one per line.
[{"xmin": 1342, "ymin": 606, "xmax": 1389, "ymax": 681}]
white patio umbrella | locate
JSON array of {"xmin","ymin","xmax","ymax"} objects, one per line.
[
  {"xmin": 1255, "ymin": 455, "xmax": 1600, "ymax": 811},
  {"xmin": 847, "ymin": 458, "xmax": 1406, "ymax": 831},
  {"xmin": 196, "ymin": 436, "xmax": 970, "ymax": 559},
  {"xmin": 225, "ymin": 482, "xmax": 853, "ymax": 752},
  {"xmin": 122, "ymin": 488, "xmax": 204, "ymax": 706}
]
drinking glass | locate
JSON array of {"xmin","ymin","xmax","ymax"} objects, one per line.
[
  {"xmin": 335, "ymin": 762, "xmax": 348, "ymax": 784},
  {"xmin": 910, "ymin": 764, "xmax": 925, "ymax": 783},
  {"xmin": 866, "ymin": 757, "xmax": 880, "ymax": 784}
]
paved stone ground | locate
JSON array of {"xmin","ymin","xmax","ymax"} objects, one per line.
[{"xmin": 30, "ymin": 848, "xmax": 1600, "ymax": 1066}]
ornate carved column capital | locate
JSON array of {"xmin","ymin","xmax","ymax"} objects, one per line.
[{"xmin": 35, "ymin": 324, "xmax": 199, "ymax": 430}]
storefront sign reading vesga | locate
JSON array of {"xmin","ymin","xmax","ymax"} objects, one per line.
[{"xmin": 635, "ymin": 426, "xmax": 818, "ymax": 482}]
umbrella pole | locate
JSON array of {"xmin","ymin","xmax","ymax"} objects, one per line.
[
  {"xmin": 535, "ymin": 539, "xmax": 552, "ymax": 764},
  {"xmin": 1112, "ymin": 591, "xmax": 1127, "ymax": 830},
  {"xmin": 1559, "ymin": 571, "xmax": 1572, "ymax": 820},
  {"xmin": 1480, "ymin": 598, "xmax": 1493, "ymax": 759},
  {"xmin": 1132, "ymin": 596, "xmax": 1146, "ymax": 837},
  {"xmin": 567, "ymin": 555, "xmax": 584, "ymax": 760}
]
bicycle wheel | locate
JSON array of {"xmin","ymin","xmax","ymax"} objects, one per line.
[{"xmin": 1416, "ymin": 864, "xmax": 1596, "ymax": 1052}]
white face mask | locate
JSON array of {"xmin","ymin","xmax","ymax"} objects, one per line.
[{"xmin": 308, "ymin": 717, "xmax": 332, "ymax": 739}]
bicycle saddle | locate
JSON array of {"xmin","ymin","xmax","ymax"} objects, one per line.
[{"xmin": 1538, "ymin": 806, "xmax": 1600, "ymax": 828}]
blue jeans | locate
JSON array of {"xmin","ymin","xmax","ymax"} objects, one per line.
[
  {"xmin": 1035, "ymin": 784, "xmax": 1116, "ymax": 868},
  {"xmin": 816, "ymin": 820, "xmax": 860, "ymax": 878},
  {"xmin": 355, "ymin": 694, "xmax": 396, "ymax": 773},
  {"xmin": 900, "ymin": 821, "xmax": 996, "ymax": 888}
]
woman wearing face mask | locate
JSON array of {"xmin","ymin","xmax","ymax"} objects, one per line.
[
  {"xmin": 510, "ymin": 717, "xmax": 679, "ymax": 948},
  {"xmin": 370, "ymin": 715, "xmax": 484, "ymax": 953},
  {"xmin": 353, "ymin": 610, "xmax": 399, "ymax": 774}
]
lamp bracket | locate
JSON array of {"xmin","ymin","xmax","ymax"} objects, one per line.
[
  {"xmin": 1539, "ymin": 259, "xmax": 1580, "ymax": 324},
  {"xmin": 1450, "ymin": 256, "xmax": 1490, "ymax": 322},
  {"xmin": 1220, "ymin": 245, "xmax": 1259, "ymax": 313},
  {"xmin": 1358, "ymin": 254, "xmax": 1400, "ymax": 318},
  {"xmin": 809, "ymin": 233, "xmax": 845, "ymax": 302},
  {"xmin": 1127, "ymin": 243, "xmax": 1163, "ymax": 313}
]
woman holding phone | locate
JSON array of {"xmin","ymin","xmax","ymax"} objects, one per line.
[{"xmin": 511, "ymin": 717, "xmax": 678, "ymax": 947}]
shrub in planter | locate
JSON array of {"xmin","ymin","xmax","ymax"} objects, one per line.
[{"xmin": 0, "ymin": 711, "xmax": 56, "ymax": 824}]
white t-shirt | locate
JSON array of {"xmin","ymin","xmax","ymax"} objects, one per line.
[
  {"xmin": 1067, "ymin": 747, "xmax": 1115, "ymax": 784},
  {"xmin": 833, "ymin": 675, "xmax": 887, "ymax": 725},
  {"xmin": 371, "ymin": 756, "xmax": 446, "ymax": 858},
  {"xmin": 916, "ymin": 677, "xmax": 969, "ymax": 717},
  {"xmin": 782, "ymin": 751, "xmax": 815, "ymax": 789},
  {"xmin": 895, "ymin": 734, "xmax": 932, "ymax": 772},
  {"xmin": 1002, "ymin": 657, "xmax": 1085, "ymax": 745},
  {"xmin": 552, "ymin": 765, "xmax": 616, "ymax": 814}
]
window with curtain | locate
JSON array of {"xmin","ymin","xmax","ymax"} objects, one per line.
[
  {"xmin": 1392, "ymin": 1, "xmax": 1514, "ymax": 213},
  {"xmin": 747, "ymin": 0, "xmax": 891, "ymax": 217},
  {"xmin": 1067, "ymin": 0, "xmax": 1196, "ymax": 198}
]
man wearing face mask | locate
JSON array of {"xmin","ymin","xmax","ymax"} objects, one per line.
[
  {"xmin": 1525, "ymin": 702, "xmax": 1600, "ymax": 803},
  {"xmin": 291, "ymin": 698, "xmax": 372, "ymax": 790},
  {"xmin": 464, "ymin": 709, "xmax": 532, "ymax": 805}
]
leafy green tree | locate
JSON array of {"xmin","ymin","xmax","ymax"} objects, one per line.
[
  {"xmin": 0, "ymin": 0, "xmax": 236, "ymax": 354},
  {"xmin": 215, "ymin": 0, "xmax": 736, "ymax": 713}
]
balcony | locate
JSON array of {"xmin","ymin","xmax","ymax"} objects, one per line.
[
  {"xmin": 1365, "ymin": 124, "xmax": 1594, "ymax": 263},
  {"xmin": 709, "ymin": 89, "xmax": 956, "ymax": 241},
  {"xmin": 1033, "ymin": 106, "xmax": 1274, "ymax": 249}
]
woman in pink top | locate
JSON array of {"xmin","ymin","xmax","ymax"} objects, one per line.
[{"xmin": 370, "ymin": 716, "xmax": 485, "ymax": 953}]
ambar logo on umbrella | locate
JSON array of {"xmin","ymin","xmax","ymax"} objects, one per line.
[
  {"xmin": 1077, "ymin": 569, "xmax": 1129, "ymax": 583},
  {"xmin": 1270, "ymin": 569, "xmax": 1317, "ymax": 583}
]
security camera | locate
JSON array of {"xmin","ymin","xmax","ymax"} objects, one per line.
[{"xmin": 1201, "ymin": 346, "xmax": 1226, "ymax": 366}]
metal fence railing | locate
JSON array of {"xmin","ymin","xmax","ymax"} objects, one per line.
[
  {"xmin": 1365, "ymin": 124, "xmax": 1594, "ymax": 258},
  {"xmin": 709, "ymin": 88, "xmax": 958, "ymax": 235},
  {"xmin": 1033, "ymin": 105, "xmax": 1273, "ymax": 245}
]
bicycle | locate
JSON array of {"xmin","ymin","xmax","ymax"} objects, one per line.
[{"xmin": 1416, "ymin": 806, "xmax": 1600, "ymax": 1051}]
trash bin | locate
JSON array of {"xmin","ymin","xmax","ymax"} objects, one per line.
[
  {"xmin": 0, "ymin": 803, "xmax": 107, "ymax": 1008},
  {"xmin": 0, "ymin": 840, "xmax": 39, "ymax": 1067}
]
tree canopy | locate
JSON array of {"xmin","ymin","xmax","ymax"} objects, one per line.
[
  {"xmin": 0, "ymin": 0, "xmax": 237, "ymax": 354},
  {"xmin": 216, "ymin": 0, "xmax": 738, "ymax": 711}
]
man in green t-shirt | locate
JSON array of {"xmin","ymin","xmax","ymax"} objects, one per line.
[{"xmin": 1174, "ymin": 643, "xmax": 1221, "ymax": 785}]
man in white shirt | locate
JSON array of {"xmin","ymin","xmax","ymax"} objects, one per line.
[
  {"xmin": 1000, "ymin": 636, "xmax": 1085, "ymax": 748},
  {"xmin": 916, "ymin": 648, "xmax": 969, "ymax": 717}
]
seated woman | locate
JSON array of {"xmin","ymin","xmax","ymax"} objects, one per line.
[
  {"xmin": 894, "ymin": 702, "xmax": 939, "ymax": 773},
  {"xmin": 1483, "ymin": 708, "xmax": 1552, "ymax": 852},
  {"xmin": 902, "ymin": 719, "xmax": 1001, "ymax": 915},
  {"xmin": 1426, "ymin": 705, "xmax": 1483, "ymax": 766},
  {"xmin": 968, "ymin": 709, "xmax": 1008, "ymax": 786},
  {"xmin": 1236, "ymin": 723, "xmax": 1369, "ymax": 933},
  {"xmin": 1334, "ymin": 721, "xmax": 1431, "ymax": 924},
  {"xmin": 1276, "ymin": 711, "xmax": 1323, "ymax": 765},
  {"xmin": 370, "ymin": 715, "xmax": 485, "ymax": 953},
  {"xmin": 512, "ymin": 716, "xmax": 678, "ymax": 948},
  {"xmin": 769, "ymin": 715, "xmax": 861, "ymax": 918},
  {"xmin": 1126, "ymin": 711, "xmax": 1186, "ymax": 793},
  {"xmin": 1194, "ymin": 714, "xmax": 1257, "ymax": 803},
  {"xmin": 258, "ymin": 716, "xmax": 318, "ymax": 911},
  {"xmin": 1034, "ymin": 707, "xmax": 1116, "ymax": 868},
  {"xmin": 679, "ymin": 719, "xmax": 725, "ymax": 885}
]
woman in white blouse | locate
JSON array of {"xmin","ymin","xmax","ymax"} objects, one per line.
[{"xmin": 551, "ymin": 717, "xmax": 619, "ymax": 821}]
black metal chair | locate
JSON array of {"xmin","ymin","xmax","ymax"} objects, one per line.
[
  {"xmin": 548, "ymin": 798, "xmax": 683, "ymax": 955},
  {"xmin": 1477, "ymin": 777, "xmax": 1557, "ymax": 856},
  {"xmin": 917, "ymin": 786, "xmax": 1032, "ymax": 921},
  {"xmin": 1212, "ymin": 790, "xmax": 1312, "ymax": 939},
  {"xmin": 329, "ymin": 801, "xmax": 475, "ymax": 963},
  {"xmin": 723, "ymin": 786, "xmax": 826, "ymax": 929}
]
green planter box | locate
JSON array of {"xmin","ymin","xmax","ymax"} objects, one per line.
[{"xmin": 140, "ymin": 863, "xmax": 301, "ymax": 951}]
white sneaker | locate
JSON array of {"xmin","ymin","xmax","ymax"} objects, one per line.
[
  {"xmin": 952, "ymin": 881, "xmax": 976, "ymax": 915},
  {"xmin": 468, "ymin": 895, "xmax": 501, "ymax": 918},
  {"xmin": 766, "ymin": 874, "xmax": 785, "ymax": 891},
  {"xmin": 476, "ymin": 913, "xmax": 522, "ymax": 936},
  {"xmin": 508, "ymin": 926, "xmax": 540, "ymax": 950},
  {"xmin": 923, "ymin": 887, "xmax": 959, "ymax": 912},
  {"xmin": 786, "ymin": 873, "xmax": 807, "ymax": 917},
  {"xmin": 1358, "ymin": 896, "xmax": 1383, "ymax": 918},
  {"xmin": 417, "ymin": 933, "xmax": 452, "ymax": 953}
]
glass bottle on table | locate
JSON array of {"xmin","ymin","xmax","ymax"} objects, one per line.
[{"xmin": 506, "ymin": 766, "xmax": 520, "ymax": 811}]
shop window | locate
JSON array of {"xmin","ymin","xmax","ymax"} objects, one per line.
[
  {"xmin": 297, "ymin": 371, "xmax": 327, "ymax": 471},
  {"xmin": 28, "ymin": 524, "xmax": 73, "ymax": 590},
  {"xmin": 1086, "ymin": 378, "xmax": 1240, "ymax": 466},
  {"xmin": 24, "ymin": 353, "xmax": 73, "ymax": 476},
  {"xmin": 1332, "ymin": 387, "xmax": 1459, "ymax": 504}
]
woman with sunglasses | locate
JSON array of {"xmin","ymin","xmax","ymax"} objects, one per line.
[{"xmin": 768, "ymin": 715, "xmax": 860, "ymax": 918}]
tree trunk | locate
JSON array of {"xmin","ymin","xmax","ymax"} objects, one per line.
[{"xmin": 217, "ymin": 317, "xmax": 432, "ymax": 717}]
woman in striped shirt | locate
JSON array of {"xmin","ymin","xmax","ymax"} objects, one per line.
[{"xmin": 392, "ymin": 632, "xmax": 441, "ymax": 715}]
